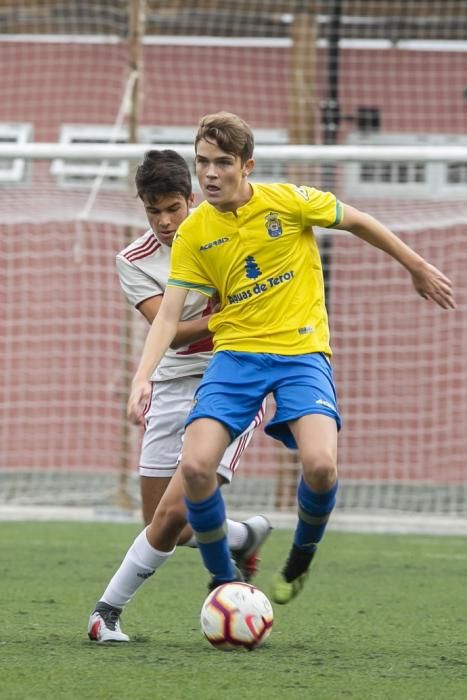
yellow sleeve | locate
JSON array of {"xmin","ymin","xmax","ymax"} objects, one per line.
[
  {"xmin": 291, "ymin": 185, "xmax": 343, "ymax": 228},
  {"xmin": 167, "ymin": 228, "xmax": 216, "ymax": 297}
]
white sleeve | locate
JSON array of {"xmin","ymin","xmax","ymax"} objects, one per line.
[{"xmin": 116, "ymin": 254, "xmax": 163, "ymax": 308}]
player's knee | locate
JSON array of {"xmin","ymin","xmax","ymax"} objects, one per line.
[
  {"xmin": 180, "ymin": 457, "xmax": 213, "ymax": 490},
  {"xmin": 302, "ymin": 450, "xmax": 337, "ymax": 490}
]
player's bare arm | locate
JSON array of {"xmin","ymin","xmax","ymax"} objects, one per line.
[
  {"xmin": 127, "ymin": 285, "xmax": 189, "ymax": 424},
  {"xmin": 336, "ymin": 204, "xmax": 456, "ymax": 310},
  {"xmin": 137, "ymin": 294, "xmax": 214, "ymax": 349},
  {"xmin": 135, "ymin": 294, "xmax": 163, "ymax": 324}
]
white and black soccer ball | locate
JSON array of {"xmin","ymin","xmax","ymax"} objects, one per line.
[{"xmin": 200, "ymin": 582, "xmax": 274, "ymax": 651}]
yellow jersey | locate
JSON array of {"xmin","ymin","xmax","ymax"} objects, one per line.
[{"xmin": 168, "ymin": 183, "xmax": 343, "ymax": 355}]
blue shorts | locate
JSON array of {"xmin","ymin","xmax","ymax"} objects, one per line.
[{"xmin": 185, "ymin": 351, "xmax": 341, "ymax": 449}]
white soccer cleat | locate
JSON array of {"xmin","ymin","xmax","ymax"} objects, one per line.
[
  {"xmin": 88, "ymin": 603, "xmax": 130, "ymax": 643},
  {"xmin": 233, "ymin": 515, "xmax": 273, "ymax": 582}
]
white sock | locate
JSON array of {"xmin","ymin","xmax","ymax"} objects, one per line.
[
  {"xmin": 100, "ymin": 527, "xmax": 175, "ymax": 609},
  {"xmin": 180, "ymin": 520, "xmax": 248, "ymax": 550},
  {"xmin": 226, "ymin": 519, "xmax": 248, "ymax": 550}
]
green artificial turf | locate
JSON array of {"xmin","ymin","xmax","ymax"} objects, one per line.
[{"xmin": 1, "ymin": 522, "xmax": 466, "ymax": 700}]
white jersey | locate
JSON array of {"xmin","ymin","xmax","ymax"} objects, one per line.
[{"xmin": 116, "ymin": 229, "xmax": 213, "ymax": 382}]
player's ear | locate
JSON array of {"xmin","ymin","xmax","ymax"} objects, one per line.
[
  {"xmin": 188, "ymin": 192, "xmax": 195, "ymax": 207},
  {"xmin": 242, "ymin": 158, "xmax": 255, "ymax": 177}
]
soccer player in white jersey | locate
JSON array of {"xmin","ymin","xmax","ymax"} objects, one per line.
[
  {"xmin": 127, "ymin": 112, "xmax": 455, "ymax": 608},
  {"xmin": 88, "ymin": 150, "xmax": 270, "ymax": 643}
]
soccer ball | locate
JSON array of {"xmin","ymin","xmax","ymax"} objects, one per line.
[{"xmin": 200, "ymin": 582, "xmax": 274, "ymax": 651}]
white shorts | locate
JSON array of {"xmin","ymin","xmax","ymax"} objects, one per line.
[{"xmin": 139, "ymin": 376, "xmax": 265, "ymax": 482}]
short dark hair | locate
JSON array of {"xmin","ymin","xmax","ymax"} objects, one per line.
[
  {"xmin": 135, "ymin": 149, "xmax": 192, "ymax": 201},
  {"xmin": 195, "ymin": 112, "xmax": 254, "ymax": 163}
]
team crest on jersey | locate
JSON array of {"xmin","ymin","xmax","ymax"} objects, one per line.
[{"xmin": 265, "ymin": 212, "xmax": 283, "ymax": 238}]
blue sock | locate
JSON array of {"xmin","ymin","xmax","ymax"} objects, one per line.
[
  {"xmin": 185, "ymin": 488, "xmax": 235, "ymax": 583},
  {"xmin": 293, "ymin": 478, "xmax": 338, "ymax": 551}
]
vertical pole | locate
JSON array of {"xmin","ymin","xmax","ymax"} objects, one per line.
[
  {"xmin": 288, "ymin": 2, "xmax": 317, "ymax": 145},
  {"xmin": 287, "ymin": 1, "xmax": 318, "ymax": 186},
  {"xmin": 128, "ymin": 0, "xmax": 145, "ymax": 147},
  {"xmin": 320, "ymin": 0, "xmax": 341, "ymax": 310},
  {"xmin": 114, "ymin": 0, "xmax": 146, "ymax": 509},
  {"xmin": 276, "ymin": 2, "xmax": 319, "ymax": 511}
]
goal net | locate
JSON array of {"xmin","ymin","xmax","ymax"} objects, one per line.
[{"xmin": 1, "ymin": 0, "xmax": 466, "ymax": 532}]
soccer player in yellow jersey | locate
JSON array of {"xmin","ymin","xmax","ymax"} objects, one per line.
[{"xmin": 128, "ymin": 112, "xmax": 455, "ymax": 604}]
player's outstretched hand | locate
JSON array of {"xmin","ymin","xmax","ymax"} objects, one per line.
[
  {"xmin": 410, "ymin": 262, "xmax": 456, "ymax": 310},
  {"xmin": 127, "ymin": 379, "xmax": 151, "ymax": 425}
]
